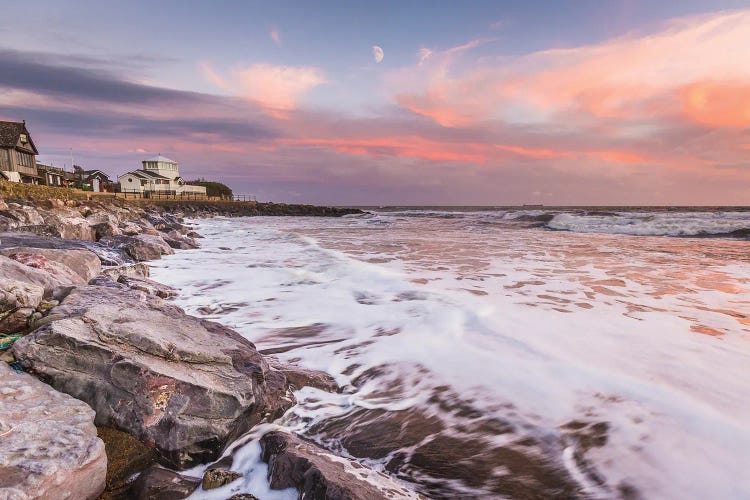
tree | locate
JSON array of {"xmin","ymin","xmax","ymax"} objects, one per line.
[{"xmin": 189, "ymin": 179, "xmax": 233, "ymax": 198}]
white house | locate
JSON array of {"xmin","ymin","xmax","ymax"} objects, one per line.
[{"xmin": 118, "ymin": 155, "xmax": 207, "ymax": 197}]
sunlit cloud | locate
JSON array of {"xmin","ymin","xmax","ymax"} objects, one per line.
[
  {"xmin": 199, "ymin": 62, "xmax": 326, "ymax": 115},
  {"xmin": 418, "ymin": 48, "xmax": 432, "ymax": 65},
  {"xmin": 270, "ymin": 28, "xmax": 281, "ymax": 46},
  {"xmin": 391, "ymin": 9, "xmax": 750, "ymax": 130}
]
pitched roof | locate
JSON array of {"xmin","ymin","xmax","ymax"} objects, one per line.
[
  {"xmin": 144, "ymin": 155, "xmax": 176, "ymax": 163},
  {"xmin": 121, "ymin": 170, "xmax": 170, "ymax": 180},
  {"xmin": 82, "ymin": 169, "xmax": 111, "ymax": 180},
  {"xmin": 0, "ymin": 121, "xmax": 38, "ymax": 153}
]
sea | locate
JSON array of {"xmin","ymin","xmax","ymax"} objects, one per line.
[{"xmin": 150, "ymin": 207, "xmax": 750, "ymax": 499}]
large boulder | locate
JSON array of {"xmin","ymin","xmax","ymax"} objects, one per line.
[
  {"xmin": 0, "ymin": 254, "xmax": 80, "ymax": 295},
  {"xmin": 0, "ymin": 277, "xmax": 44, "ymax": 333},
  {"xmin": 0, "ymin": 362, "xmax": 107, "ymax": 500},
  {"xmin": 0, "ymin": 232, "xmax": 132, "ymax": 266},
  {"xmin": 0, "ymin": 203, "xmax": 45, "ymax": 225},
  {"xmin": 1, "ymin": 247, "xmax": 101, "ymax": 283},
  {"xmin": 99, "ymin": 234, "xmax": 174, "ymax": 262},
  {"xmin": 11, "ymin": 282, "xmax": 295, "ymax": 469},
  {"xmin": 1, "ymin": 252, "xmax": 85, "ymax": 288},
  {"xmin": 260, "ymin": 431, "xmax": 419, "ymax": 499}
]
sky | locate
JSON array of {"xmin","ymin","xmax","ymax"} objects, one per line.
[{"xmin": 1, "ymin": 0, "xmax": 750, "ymax": 205}]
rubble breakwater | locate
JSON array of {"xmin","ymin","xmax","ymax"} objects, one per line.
[{"xmin": 0, "ymin": 194, "xmax": 402, "ymax": 500}]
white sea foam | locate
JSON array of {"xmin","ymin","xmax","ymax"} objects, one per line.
[
  {"xmin": 152, "ymin": 212, "xmax": 750, "ymax": 499},
  {"xmin": 546, "ymin": 211, "xmax": 750, "ymax": 236}
]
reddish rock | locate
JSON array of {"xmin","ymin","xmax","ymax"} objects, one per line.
[{"xmin": 12, "ymin": 283, "xmax": 295, "ymax": 469}]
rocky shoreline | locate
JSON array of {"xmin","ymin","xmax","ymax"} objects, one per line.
[{"xmin": 0, "ymin": 196, "xmax": 416, "ymax": 500}]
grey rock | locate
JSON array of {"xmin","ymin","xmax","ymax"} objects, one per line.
[
  {"xmin": 117, "ymin": 275, "xmax": 177, "ymax": 298},
  {"xmin": 12, "ymin": 283, "xmax": 295, "ymax": 469},
  {"xmin": 260, "ymin": 431, "xmax": 419, "ymax": 500},
  {"xmin": 129, "ymin": 466, "xmax": 200, "ymax": 500},
  {"xmin": 99, "ymin": 234, "xmax": 174, "ymax": 262},
  {"xmin": 1, "ymin": 247, "xmax": 101, "ymax": 283},
  {"xmin": 268, "ymin": 359, "xmax": 340, "ymax": 393},
  {"xmin": 0, "ymin": 232, "xmax": 132, "ymax": 266},
  {"xmin": 101, "ymin": 262, "xmax": 151, "ymax": 280},
  {"xmin": 0, "ymin": 254, "xmax": 81, "ymax": 295},
  {"xmin": 0, "ymin": 362, "xmax": 107, "ymax": 500}
]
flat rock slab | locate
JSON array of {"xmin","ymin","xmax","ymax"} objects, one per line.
[
  {"xmin": 260, "ymin": 431, "xmax": 420, "ymax": 500},
  {"xmin": 11, "ymin": 283, "xmax": 295, "ymax": 470},
  {"xmin": 0, "ymin": 362, "xmax": 106, "ymax": 500}
]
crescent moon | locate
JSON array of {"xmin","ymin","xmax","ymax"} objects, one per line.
[{"xmin": 372, "ymin": 45, "xmax": 384, "ymax": 63}]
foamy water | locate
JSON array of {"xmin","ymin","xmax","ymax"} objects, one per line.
[{"xmin": 151, "ymin": 210, "xmax": 750, "ymax": 499}]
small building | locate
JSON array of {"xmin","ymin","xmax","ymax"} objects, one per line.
[
  {"xmin": 36, "ymin": 163, "xmax": 65, "ymax": 187},
  {"xmin": 67, "ymin": 165, "xmax": 114, "ymax": 192},
  {"xmin": 81, "ymin": 168, "xmax": 113, "ymax": 192},
  {"xmin": 0, "ymin": 121, "xmax": 40, "ymax": 183},
  {"xmin": 118, "ymin": 155, "xmax": 207, "ymax": 198}
]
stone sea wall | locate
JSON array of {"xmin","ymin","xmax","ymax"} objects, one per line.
[
  {"xmin": 0, "ymin": 179, "xmax": 90, "ymax": 201},
  {"xmin": 0, "ymin": 195, "xmax": 410, "ymax": 500}
]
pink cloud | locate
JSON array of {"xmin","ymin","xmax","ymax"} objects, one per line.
[
  {"xmin": 270, "ymin": 29, "xmax": 281, "ymax": 46},
  {"xmin": 390, "ymin": 9, "xmax": 750, "ymax": 130},
  {"xmin": 199, "ymin": 62, "xmax": 326, "ymax": 115}
]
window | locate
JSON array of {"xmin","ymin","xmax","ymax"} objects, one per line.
[
  {"xmin": 19, "ymin": 134, "xmax": 27, "ymax": 143},
  {"xmin": 127, "ymin": 177, "xmax": 133, "ymax": 182}
]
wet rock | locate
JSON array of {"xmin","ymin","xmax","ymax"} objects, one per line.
[
  {"xmin": 226, "ymin": 494, "xmax": 260, "ymax": 500},
  {"xmin": 129, "ymin": 466, "xmax": 200, "ymax": 500},
  {"xmin": 268, "ymin": 359, "xmax": 340, "ymax": 393},
  {"xmin": 202, "ymin": 467, "xmax": 243, "ymax": 490},
  {"xmin": 0, "ymin": 362, "xmax": 107, "ymax": 500},
  {"xmin": 1, "ymin": 247, "xmax": 101, "ymax": 283},
  {"xmin": 309, "ymin": 383, "xmax": 583, "ymax": 499},
  {"xmin": 260, "ymin": 431, "xmax": 418, "ymax": 499},
  {"xmin": 97, "ymin": 426, "xmax": 157, "ymax": 497},
  {"xmin": 117, "ymin": 275, "xmax": 178, "ymax": 298},
  {"xmin": 99, "ymin": 234, "xmax": 174, "ymax": 262},
  {"xmin": 162, "ymin": 230, "xmax": 200, "ymax": 250},
  {"xmin": 102, "ymin": 262, "xmax": 151, "ymax": 280},
  {"xmin": 12, "ymin": 283, "xmax": 295, "ymax": 469}
]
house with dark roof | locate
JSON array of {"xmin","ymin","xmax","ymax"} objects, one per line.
[
  {"xmin": 0, "ymin": 121, "xmax": 40, "ymax": 183},
  {"xmin": 118, "ymin": 155, "xmax": 206, "ymax": 197},
  {"xmin": 69, "ymin": 165, "xmax": 114, "ymax": 192}
]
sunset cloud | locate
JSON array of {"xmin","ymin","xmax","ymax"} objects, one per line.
[
  {"xmin": 199, "ymin": 62, "xmax": 326, "ymax": 114},
  {"xmin": 2, "ymin": 5, "xmax": 750, "ymax": 205},
  {"xmin": 391, "ymin": 9, "xmax": 750, "ymax": 130},
  {"xmin": 270, "ymin": 29, "xmax": 281, "ymax": 46}
]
